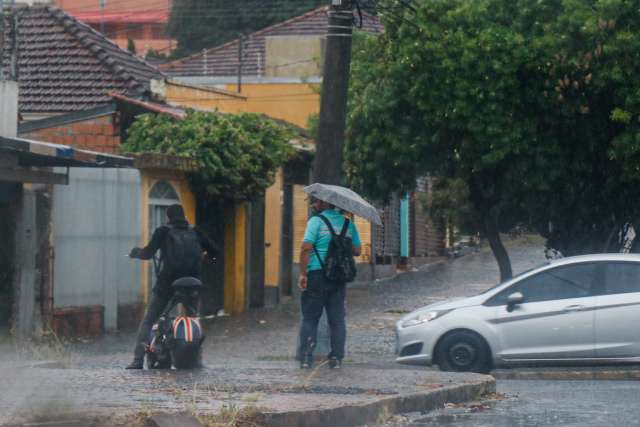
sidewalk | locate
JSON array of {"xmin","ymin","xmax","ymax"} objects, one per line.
[{"xmin": 2, "ymin": 360, "xmax": 494, "ymax": 426}]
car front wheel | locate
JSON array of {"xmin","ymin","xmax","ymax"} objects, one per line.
[{"xmin": 436, "ymin": 331, "xmax": 490, "ymax": 373}]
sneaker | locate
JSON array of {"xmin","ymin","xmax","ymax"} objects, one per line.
[
  {"xmin": 328, "ymin": 357, "xmax": 342, "ymax": 369},
  {"xmin": 300, "ymin": 353, "xmax": 313, "ymax": 369},
  {"xmin": 125, "ymin": 359, "xmax": 144, "ymax": 369}
]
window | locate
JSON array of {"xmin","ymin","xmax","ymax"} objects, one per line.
[
  {"xmin": 149, "ymin": 181, "xmax": 179, "ymax": 201},
  {"xmin": 601, "ymin": 262, "xmax": 640, "ymax": 295},
  {"xmin": 486, "ymin": 263, "xmax": 595, "ymax": 305}
]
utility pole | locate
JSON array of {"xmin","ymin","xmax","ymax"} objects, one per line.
[
  {"xmin": 304, "ymin": 0, "xmax": 354, "ymax": 360},
  {"xmin": 237, "ymin": 34, "xmax": 244, "ymax": 93},
  {"xmin": 313, "ymin": 0, "xmax": 354, "ymax": 185}
]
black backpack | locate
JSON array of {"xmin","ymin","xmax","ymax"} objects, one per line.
[
  {"xmin": 313, "ymin": 214, "xmax": 357, "ymax": 283},
  {"xmin": 162, "ymin": 226, "xmax": 202, "ymax": 276}
]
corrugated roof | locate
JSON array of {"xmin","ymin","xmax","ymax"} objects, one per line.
[
  {"xmin": 161, "ymin": 6, "xmax": 383, "ymax": 78},
  {"xmin": 0, "ymin": 135, "xmax": 133, "ymax": 168},
  {"xmin": 1, "ymin": 4, "xmax": 164, "ymax": 114}
]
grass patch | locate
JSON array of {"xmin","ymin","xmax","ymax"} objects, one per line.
[
  {"xmin": 11, "ymin": 328, "xmax": 75, "ymax": 368},
  {"xmin": 197, "ymin": 403, "xmax": 266, "ymax": 427}
]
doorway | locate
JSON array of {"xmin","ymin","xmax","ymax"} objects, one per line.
[
  {"xmin": 0, "ymin": 183, "xmax": 20, "ymax": 336},
  {"xmin": 147, "ymin": 181, "xmax": 180, "ymax": 293}
]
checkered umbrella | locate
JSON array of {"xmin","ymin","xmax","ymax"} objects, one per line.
[{"xmin": 302, "ymin": 183, "xmax": 382, "ymax": 226}]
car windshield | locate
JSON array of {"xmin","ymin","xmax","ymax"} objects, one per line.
[{"xmin": 477, "ymin": 262, "xmax": 550, "ymax": 295}]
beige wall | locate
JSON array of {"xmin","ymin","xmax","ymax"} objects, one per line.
[{"xmin": 265, "ymin": 35, "xmax": 324, "ymax": 78}]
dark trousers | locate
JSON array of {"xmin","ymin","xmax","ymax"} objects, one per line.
[
  {"xmin": 133, "ymin": 291, "xmax": 171, "ymax": 360},
  {"xmin": 299, "ymin": 271, "xmax": 346, "ymax": 360}
]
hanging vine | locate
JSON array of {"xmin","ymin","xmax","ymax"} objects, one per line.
[{"xmin": 122, "ymin": 110, "xmax": 297, "ymax": 200}]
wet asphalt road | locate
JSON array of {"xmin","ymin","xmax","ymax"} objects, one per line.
[
  {"xmin": 64, "ymin": 234, "xmax": 548, "ymax": 368},
  {"xmin": 8, "ymin": 235, "xmax": 637, "ymax": 426},
  {"xmin": 393, "ymin": 379, "xmax": 640, "ymax": 427}
]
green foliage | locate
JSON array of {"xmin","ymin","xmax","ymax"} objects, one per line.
[
  {"xmin": 306, "ymin": 113, "xmax": 319, "ymax": 141},
  {"xmin": 346, "ymin": 0, "xmax": 640, "ymax": 257},
  {"xmin": 168, "ymin": 0, "xmax": 326, "ymax": 58},
  {"xmin": 145, "ymin": 48, "xmax": 168, "ymax": 62},
  {"xmin": 426, "ymin": 178, "xmax": 476, "ymax": 236},
  {"xmin": 122, "ymin": 111, "xmax": 295, "ymax": 200}
]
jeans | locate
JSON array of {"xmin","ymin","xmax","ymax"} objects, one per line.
[
  {"xmin": 299, "ymin": 271, "xmax": 346, "ymax": 360},
  {"xmin": 133, "ymin": 291, "xmax": 171, "ymax": 360}
]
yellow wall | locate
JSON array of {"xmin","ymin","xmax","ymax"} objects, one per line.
[
  {"xmin": 162, "ymin": 80, "xmax": 373, "ymax": 310},
  {"xmin": 165, "ymin": 82, "xmax": 320, "ymax": 129},
  {"xmin": 164, "ymin": 81, "xmax": 319, "ymax": 307},
  {"xmin": 224, "ymin": 204, "xmax": 247, "ymax": 314},
  {"xmin": 139, "ymin": 170, "xmax": 196, "ymax": 303},
  {"xmin": 264, "ymin": 170, "xmax": 283, "ymax": 287}
]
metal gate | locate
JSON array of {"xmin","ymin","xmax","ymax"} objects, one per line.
[{"xmin": 52, "ymin": 168, "xmax": 141, "ymax": 331}]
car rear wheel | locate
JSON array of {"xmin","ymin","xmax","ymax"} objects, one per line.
[{"xmin": 436, "ymin": 331, "xmax": 490, "ymax": 373}]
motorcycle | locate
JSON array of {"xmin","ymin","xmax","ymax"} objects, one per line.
[{"xmin": 146, "ymin": 276, "xmax": 206, "ymax": 369}]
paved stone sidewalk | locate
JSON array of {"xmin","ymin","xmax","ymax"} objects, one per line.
[{"xmin": 1, "ymin": 361, "xmax": 493, "ymax": 426}]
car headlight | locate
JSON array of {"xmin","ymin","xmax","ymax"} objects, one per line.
[{"xmin": 401, "ymin": 309, "xmax": 453, "ymax": 328}]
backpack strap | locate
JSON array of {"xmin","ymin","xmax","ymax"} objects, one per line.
[
  {"xmin": 312, "ymin": 214, "xmax": 350, "ymax": 270},
  {"xmin": 339, "ymin": 218, "xmax": 350, "ymax": 238},
  {"xmin": 316, "ymin": 214, "xmax": 337, "ymax": 236}
]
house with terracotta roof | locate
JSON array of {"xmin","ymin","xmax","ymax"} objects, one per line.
[
  {"xmin": 54, "ymin": 0, "xmax": 175, "ymax": 56},
  {"xmin": 2, "ymin": 5, "xmax": 324, "ymax": 330},
  {"xmin": 0, "ymin": 4, "xmax": 201, "ymax": 336},
  {"xmin": 155, "ymin": 7, "xmax": 385, "ymax": 303},
  {"xmin": 0, "ymin": 80, "xmax": 137, "ymax": 338},
  {"xmin": 158, "ymin": 7, "xmax": 444, "ymax": 303},
  {"xmin": 160, "ymin": 6, "xmax": 383, "ymax": 128}
]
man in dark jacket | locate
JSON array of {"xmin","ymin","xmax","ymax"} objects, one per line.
[{"xmin": 126, "ymin": 204, "xmax": 219, "ymax": 369}]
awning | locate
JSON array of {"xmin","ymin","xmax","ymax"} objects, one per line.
[{"xmin": 0, "ymin": 136, "xmax": 133, "ymax": 168}]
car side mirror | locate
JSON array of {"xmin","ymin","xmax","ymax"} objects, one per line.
[{"xmin": 506, "ymin": 292, "xmax": 524, "ymax": 312}]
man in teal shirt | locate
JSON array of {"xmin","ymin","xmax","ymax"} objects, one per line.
[{"xmin": 298, "ymin": 197, "xmax": 361, "ymax": 369}]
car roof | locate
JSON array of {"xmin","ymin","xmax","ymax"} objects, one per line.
[{"xmin": 547, "ymin": 253, "xmax": 640, "ymax": 266}]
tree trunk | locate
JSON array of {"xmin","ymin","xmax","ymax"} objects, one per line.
[{"xmin": 483, "ymin": 216, "xmax": 512, "ymax": 282}]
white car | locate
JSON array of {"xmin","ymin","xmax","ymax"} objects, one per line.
[{"xmin": 395, "ymin": 254, "xmax": 640, "ymax": 373}]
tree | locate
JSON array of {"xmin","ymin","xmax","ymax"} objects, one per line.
[
  {"xmin": 167, "ymin": 0, "xmax": 326, "ymax": 58},
  {"xmin": 122, "ymin": 110, "xmax": 295, "ymax": 201},
  {"xmin": 345, "ymin": 0, "xmax": 640, "ymax": 281},
  {"xmin": 126, "ymin": 38, "xmax": 136, "ymax": 54}
]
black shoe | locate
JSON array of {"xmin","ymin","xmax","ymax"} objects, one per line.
[
  {"xmin": 126, "ymin": 359, "xmax": 144, "ymax": 369},
  {"xmin": 328, "ymin": 357, "xmax": 341, "ymax": 369}
]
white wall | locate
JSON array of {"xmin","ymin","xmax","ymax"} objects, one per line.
[
  {"xmin": 52, "ymin": 168, "xmax": 141, "ymax": 331},
  {"xmin": 0, "ymin": 81, "xmax": 18, "ymax": 138}
]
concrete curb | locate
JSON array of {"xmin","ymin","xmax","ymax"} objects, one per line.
[
  {"xmin": 119, "ymin": 377, "xmax": 494, "ymax": 427},
  {"xmin": 493, "ymin": 368, "xmax": 640, "ymax": 381},
  {"xmin": 261, "ymin": 377, "xmax": 495, "ymax": 427}
]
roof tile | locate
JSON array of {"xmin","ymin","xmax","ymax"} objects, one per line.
[
  {"xmin": 161, "ymin": 6, "xmax": 383, "ymax": 78},
  {"xmin": 1, "ymin": 4, "xmax": 163, "ymax": 114}
]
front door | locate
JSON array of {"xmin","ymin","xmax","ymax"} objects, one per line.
[
  {"xmin": 488, "ymin": 262, "xmax": 597, "ymax": 361},
  {"xmin": 593, "ymin": 261, "xmax": 640, "ymax": 358}
]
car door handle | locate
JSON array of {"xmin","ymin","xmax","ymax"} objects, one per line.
[{"xmin": 563, "ymin": 304, "xmax": 585, "ymax": 312}]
